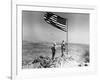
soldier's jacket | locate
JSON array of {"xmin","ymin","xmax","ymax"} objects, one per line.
[
  {"xmin": 61, "ymin": 43, "xmax": 66, "ymax": 50},
  {"xmin": 51, "ymin": 46, "xmax": 56, "ymax": 53}
]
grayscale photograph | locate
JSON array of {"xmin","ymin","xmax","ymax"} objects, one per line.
[{"xmin": 22, "ymin": 11, "xmax": 89, "ymax": 69}]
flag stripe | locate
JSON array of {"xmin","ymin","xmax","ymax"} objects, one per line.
[{"xmin": 50, "ymin": 15, "xmax": 66, "ymax": 28}]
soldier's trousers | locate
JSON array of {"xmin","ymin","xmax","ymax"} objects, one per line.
[{"xmin": 52, "ymin": 52, "xmax": 55, "ymax": 60}]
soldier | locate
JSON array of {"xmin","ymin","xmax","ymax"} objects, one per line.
[
  {"xmin": 61, "ymin": 40, "xmax": 66, "ymax": 57},
  {"xmin": 51, "ymin": 43, "xmax": 56, "ymax": 60}
]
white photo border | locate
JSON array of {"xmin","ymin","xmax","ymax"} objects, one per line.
[{"xmin": 12, "ymin": 2, "xmax": 97, "ymax": 80}]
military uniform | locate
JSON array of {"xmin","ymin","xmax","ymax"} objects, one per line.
[{"xmin": 51, "ymin": 44, "xmax": 56, "ymax": 60}]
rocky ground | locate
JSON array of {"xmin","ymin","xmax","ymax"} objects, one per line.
[{"xmin": 22, "ymin": 41, "xmax": 89, "ymax": 69}]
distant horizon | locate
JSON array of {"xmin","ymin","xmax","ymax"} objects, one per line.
[{"xmin": 22, "ymin": 40, "xmax": 89, "ymax": 45}]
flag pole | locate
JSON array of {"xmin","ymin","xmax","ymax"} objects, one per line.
[{"xmin": 66, "ymin": 19, "xmax": 68, "ymax": 55}]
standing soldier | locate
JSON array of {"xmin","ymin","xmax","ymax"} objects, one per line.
[
  {"xmin": 51, "ymin": 43, "xmax": 56, "ymax": 60},
  {"xmin": 61, "ymin": 40, "xmax": 66, "ymax": 57}
]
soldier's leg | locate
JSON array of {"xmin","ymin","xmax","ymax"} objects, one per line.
[
  {"xmin": 61, "ymin": 50, "xmax": 64, "ymax": 57},
  {"xmin": 52, "ymin": 52, "xmax": 55, "ymax": 60}
]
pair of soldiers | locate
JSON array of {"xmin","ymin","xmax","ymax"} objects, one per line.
[{"xmin": 51, "ymin": 40, "xmax": 66, "ymax": 60}]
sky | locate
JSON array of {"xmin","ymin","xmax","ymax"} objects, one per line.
[{"xmin": 22, "ymin": 11, "xmax": 89, "ymax": 44}]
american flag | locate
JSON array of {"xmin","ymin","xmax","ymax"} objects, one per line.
[{"xmin": 44, "ymin": 12, "xmax": 67, "ymax": 32}]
